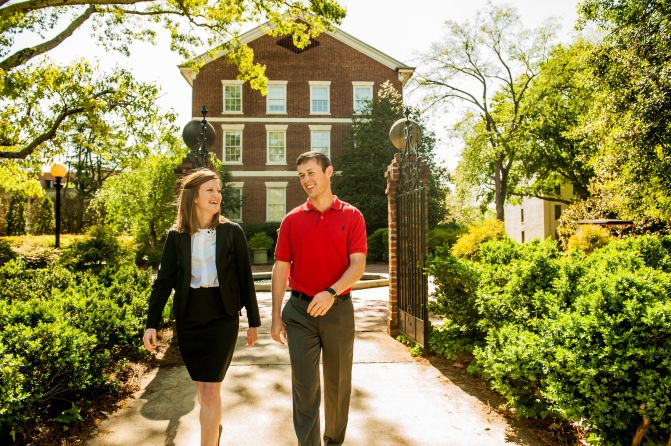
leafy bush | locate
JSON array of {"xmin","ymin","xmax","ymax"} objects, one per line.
[
  {"xmin": 247, "ymin": 231, "xmax": 275, "ymax": 250},
  {"xmin": 0, "ymin": 239, "xmax": 15, "ymax": 266},
  {"xmin": 567, "ymin": 224, "xmax": 611, "ymax": 254},
  {"xmin": 451, "ymin": 219, "xmax": 506, "ymax": 260},
  {"xmin": 60, "ymin": 225, "xmax": 135, "ymax": 271},
  {"xmin": 426, "ymin": 246, "xmax": 480, "ymax": 334},
  {"xmin": 5, "ymin": 192, "xmax": 26, "ymax": 236},
  {"xmin": 367, "ymin": 227, "xmax": 388, "ymax": 262},
  {"xmin": 240, "ymin": 223, "xmax": 279, "ymax": 245},
  {"xmin": 29, "ymin": 195, "xmax": 54, "ymax": 235},
  {"xmin": 0, "ymin": 260, "xmax": 151, "ymax": 442},
  {"xmin": 428, "ymin": 222, "xmax": 466, "ymax": 254}
]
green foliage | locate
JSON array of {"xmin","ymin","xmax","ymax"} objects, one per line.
[
  {"xmin": 29, "ymin": 194, "xmax": 54, "ymax": 235},
  {"xmin": 366, "ymin": 228, "xmax": 388, "ymax": 262},
  {"xmin": 426, "ymin": 246, "xmax": 480, "ymax": 335},
  {"xmin": 0, "ymin": 238, "xmax": 15, "ymax": 265},
  {"xmin": 396, "ymin": 334, "xmax": 424, "ymax": 357},
  {"xmin": 247, "ymin": 231, "xmax": 274, "ymax": 250},
  {"xmin": 428, "ymin": 222, "xmax": 467, "ymax": 254},
  {"xmin": 60, "ymin": 225, "xmax": 134, "ymax": 271},
  {"xmin": 567, "ymin": 224, "xmax": 612, "ymax": 255},
  {"xmin": 90, "ymin": 155, "xmax": 181, "ymax": 266},
  {"xmin": 0, "ymin": 259, "xmax": 151, "ymax": 441},
  {"xmin": 451, "ymin": 219, "xmax": 506, "ymax": 260},
  {"xmin": 333, "ymin": 81, "xmax": 449, "ymax": 231},
  {"xmin": 427, "ymin": 234, "xmax": 671, "ymax": 442},
  {"xmin": 5, "ymin": 191, "xmax": 26, "ymax": 235}
]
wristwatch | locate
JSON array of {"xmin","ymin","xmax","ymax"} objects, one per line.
[{"xmin": 325, "ymin": 287, "xmax": 338, "ymax": 298}]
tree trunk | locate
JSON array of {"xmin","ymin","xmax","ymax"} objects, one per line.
[{"xmin": 494, "ymin": 157, "xmax": 505, "ymax": 221}]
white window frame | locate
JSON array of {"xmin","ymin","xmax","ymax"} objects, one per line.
[
  {"xmin": 265, "ymin": 181, "xmax": 288, "ymax": 222},
  {"xmin": 309, "ymin": 81, "xmax": 331, "ymax": 115},
  {"xmin": 222, "ymin": 80, "xmax": 243, "ymax": 114},
  {"xmin": 352, "ymin": 81, "xmax": 374, "ymax": 114},
  {"xmin": 221, "ymin": 124, "xmax": 244, "ymax": 165},
  {"xmin": 227, "ymin": 182, "xmax": 244, "ymax": 222},
  {"xmin": 309, "ymin": 125, "xmax": 331, "ymax": 157},
  {"xmin": 266, "ymin": 81, "xmax": 288, "ymax": 114},
  {"xmin": 265, "ymin": 124, "xmax": 287, "ymax": 165}
]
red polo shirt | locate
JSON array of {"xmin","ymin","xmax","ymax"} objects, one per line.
[{"xmin": 274, "ymin": 196, "xmax": 367, "ymax": 296}]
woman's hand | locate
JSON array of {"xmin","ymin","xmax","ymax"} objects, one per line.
[
  {"xmin": 245, "ymin": 327, "xmax": 258, "ymax": 347},
  {"xmin": 143, "ymin": 328, "xmax": 158, "ymax": 352}
]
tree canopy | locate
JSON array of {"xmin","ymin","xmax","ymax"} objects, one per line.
[
  {"xmin": 416, "ymin": 4, "xmax": 557, "ymax": 220},
  {"xmin": 0, "ymin": 0, "xmax": 345, "ymax": 193}
]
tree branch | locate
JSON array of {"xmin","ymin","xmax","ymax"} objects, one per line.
[
  {"xmin": 509, "ymin": 191, "xmax": 572, "ymax": 204},
  {"xmin": 0, "ymin": 6, "xmax": 95, "ymax": 72},
  {"xmin": 0, "ymin": 88, "xmax": 115, "ymax": 159},
  {"xmin": 0, "ymin": 0, "xmax": 151, "ymax": 17}
]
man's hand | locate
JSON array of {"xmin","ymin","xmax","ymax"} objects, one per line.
[
  {"xmin": 307, "ymin": 291, "xmax": 335, "ymax": 317},
  {"xmin": 142, "ymin": 328, "xmax": 157, "ymax": 352},
  {"xmin": 271, "ymin": 317, "xmax": 287, "ymax": 345}
]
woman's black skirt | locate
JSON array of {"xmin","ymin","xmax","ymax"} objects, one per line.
[{"xmin": 177, "ymin": 287, "xmax": 239, "ymax": 382}]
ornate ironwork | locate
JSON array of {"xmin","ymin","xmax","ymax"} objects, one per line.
[
  {"xmin": 391, "ymin": 108, "xmax": 430, "ymax": 350},
  {"xmin": 182, "ymin": 105, "xmax": 216, "ymax": 168}
]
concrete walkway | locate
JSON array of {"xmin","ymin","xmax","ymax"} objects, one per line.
[{"xmin": 87, "ymin": 283, "xmax": 543, "ymax": 446}]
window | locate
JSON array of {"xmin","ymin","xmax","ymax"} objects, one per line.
[
  {"xmin": 265, "ymin": 182, "xmax": 287, "ymax": 222},
  {"xmin": 554, "ymin": 185, "xmax": 561, "ymax": 195},
  {"xmin": 221, "ymin": 124, "xmax": 244, "ymax": 164},
  {"xmin": 266, "ymin": 81, "xmax": 287, "ymax": 114},
  {"xmin": 227, "ymin": 182, "xmax": 243, "ymax": 222},
  {"xmin": 309, "ymin": 125, "xmax": 331, "ymax": 156},
  {"xmin": 520, "ymin": 208, "xmax": 525, "ymax": 223},
  {"xmin": 222, "ymin": 81, "xmax": 243, "ymax": 113},
  {"xmin": 554, "ymin": 204, "xmax": 562, "ymax": 220},
  {"xmin": 352, "ymin": 82, "xmax": 374, "ymax": 114},
  {"xmin": 309, "ymin": 81, "xmax": 330, "ymax": 114},
  {"xmin": 266, "ymin": 125, "xmax": 287, "ymax": 164},
  {"xmin": 521, "ymin": 231, "xmax": 525, "ymax": 243}
]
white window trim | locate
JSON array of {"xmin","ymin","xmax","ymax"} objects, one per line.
[
  {"xmin": 352, "ymin": 81, "xmax": 374, "ymax": 114},
  {"xmin": 309, "ymin": 124, "xmax": 331, "ymax": 157},
  {"xmin": 226, "ymin": 182, "xmax": 244, "ymax": 222},
  {"xmin": 309, "ymin": 81, "xmax": 331, "ymax": 115},
  {"xmin": 265, "ymin": 181, "xmax": 288, "ymax": 223},
  {"xmin": 221, "ymin": 80, "xmax": 243, "ymax": 114},
  {"xmin": 221, "ymin": 124, "xmax": 244, "ymax": 165},
  {"xmin": 265, "ymin": 124, "xmax": 288, "ymax": 165},
  {"xmin": 266, "ymin": 80, "xmax": 288, "ymax": 115}
]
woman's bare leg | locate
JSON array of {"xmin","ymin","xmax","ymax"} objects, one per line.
[{"xmin": 195, "ymin": 381, "xmax": 222, "ymax": 446}]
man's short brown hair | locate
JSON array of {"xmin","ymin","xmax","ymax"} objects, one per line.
[{"xmin": 296, "ymin": 151, "xmax": 332, "ymax": 172}]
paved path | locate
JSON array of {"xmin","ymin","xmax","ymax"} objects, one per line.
[{"xmin": 87, "ymin": 284, "xmax": 543, "ymax": 446}]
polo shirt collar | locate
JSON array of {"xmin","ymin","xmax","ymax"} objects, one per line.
[{"xmin": 302, "ymin": 195, "xmax": 344, "ymax": 212}]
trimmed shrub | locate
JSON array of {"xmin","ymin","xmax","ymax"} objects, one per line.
[
  {"xmin": 60, "ymin": 225, "xmax": 134, "ymax": 271},
  {"xmin": 247, "ymin": 232, "xmax": 274, "ymax": 250},
  {"xmin": 451, "ymin": 219, "xmax": 506, "ymax": 260},
  {"xmin": 0, "ymin": 260, "xmax": 151, "ymax": 442},
  {"xmin": 567, "ymin": 224, "xmax": 611, "ymax": 254},
  {"xmin": 0, "ymin": 239, "xmax": 15, "ymax": 266},
  {"xmin": 29, "ymin": 195, "xmax": 54, "ymax": 235},
  {"xmin": 240, "ymin": 223, "xmax": 279, "ymax": 246},
  {"xmin": 5, "ymin": 192, "xmax": 26, "ymax": 236},
  {"xmin": 367, "ymin": 228, "xmax": 388, "ymax": 262},
  {"xmin": 428, "ymin": 222, "xmax": 467, "ymax": 254}
]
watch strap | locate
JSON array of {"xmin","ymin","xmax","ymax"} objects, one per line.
[{"xmin": 325, "ymin": 287, "xmax": 338, "ymax": 297}]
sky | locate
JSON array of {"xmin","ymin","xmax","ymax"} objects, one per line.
[{"xmin": 42, "ymin": 0, "xmax": 582, "ymax": 169}]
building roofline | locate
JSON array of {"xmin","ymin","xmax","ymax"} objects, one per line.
[{"xmin": 178, "ymin": 23, "xmax": 415, "ymax": 86}]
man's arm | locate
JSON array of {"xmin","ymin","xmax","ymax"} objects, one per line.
[
  {"xmin": 270, "ymin": 260, "xmax": 290, "ymax": 344},
  {"xmin": 307, "ymin": 252, "xmax": 366, "ymax": 317}
]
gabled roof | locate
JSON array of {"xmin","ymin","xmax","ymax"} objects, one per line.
[{"xmin": 179, "ymin": 24, "xmax": 415, "ymax": 86}]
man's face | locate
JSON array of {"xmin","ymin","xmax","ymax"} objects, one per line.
[{"xmin": 297, "ymin": 159, "xmax": 333, "ymax": 199}]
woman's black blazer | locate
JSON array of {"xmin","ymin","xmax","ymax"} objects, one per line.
[{"xmin": 146, "ymin": 221, "xmax": 261, "ymax": 330}]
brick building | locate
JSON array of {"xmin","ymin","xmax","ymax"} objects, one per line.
[{"xmin": 179, "ymin": 25, "xmax": 414, "ymax": 224}]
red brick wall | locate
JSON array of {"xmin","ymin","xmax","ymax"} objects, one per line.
[{"xmin": 191, "ymin": 31, "xmax": 404, "ymax": 223}]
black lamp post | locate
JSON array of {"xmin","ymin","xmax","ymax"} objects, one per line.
[
  {"xmin": 182, "ymin": 105, "xmax": 216, "ymax": 169},
  {"xmin": 50, "ymin": 162, "xmax": 68, "ymax": 248}
]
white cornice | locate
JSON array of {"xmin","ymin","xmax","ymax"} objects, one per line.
[
  {"xmin": 231, "ymin": 171, "xmax": 298, "ymax": 177},
  {"xmin": 198, "ymin": 117, "xmax": 352, "ymax": 124},
  {"xmin": 178, "ymin": 23, "xmax": 415, "ymax": 86}
]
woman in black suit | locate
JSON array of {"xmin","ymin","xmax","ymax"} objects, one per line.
[{"xmin": 142, "ymin": 169, "xmax": 261, "ymax": 446}]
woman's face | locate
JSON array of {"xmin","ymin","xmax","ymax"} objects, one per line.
[{"xmin": 193, "ymin": 178, "xmax": 222, "ymax": 218}]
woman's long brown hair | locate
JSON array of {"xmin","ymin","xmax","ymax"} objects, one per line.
[{"xmin": 174, "ymin": 169, "xmax": 228, "ymax": 234}]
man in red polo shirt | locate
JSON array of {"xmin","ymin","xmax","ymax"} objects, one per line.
[{"xmin": 271, "ymin": 151, "xmax": 367, "ymax": 446}]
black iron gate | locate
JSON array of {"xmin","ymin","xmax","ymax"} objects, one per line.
[{"xmin": 393, "ymin": 115, "xmax": 429, "ymax": 350}]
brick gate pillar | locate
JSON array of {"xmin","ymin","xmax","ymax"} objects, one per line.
[{"xmin": 385, "ymin": 154, "xmax": 401, "ymax": 337}]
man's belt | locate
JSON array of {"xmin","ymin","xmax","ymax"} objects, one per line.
[{"xmin": 290, "ymin": 290, "xmax": 351, "ymax": 302}]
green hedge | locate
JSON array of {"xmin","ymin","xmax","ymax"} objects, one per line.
[
  {"xmin": 0, "ymin": 259, "xmax": 151, "ymax": 443},
  {"xmin": 367, "ymin": 228, "xmax": 388, "ymax": 262},
  {"xmin": 427, "ymin": 235, "xmax": 671, "ymax": 443}
]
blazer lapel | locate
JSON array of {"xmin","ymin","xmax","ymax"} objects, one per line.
[
  {"xmin": 216, "ymin": 224, "xmax": 224, "ymax": 263},
  {"xmin": 180, "ymin": 232, "xmax": 191, "ymax": 287}
]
